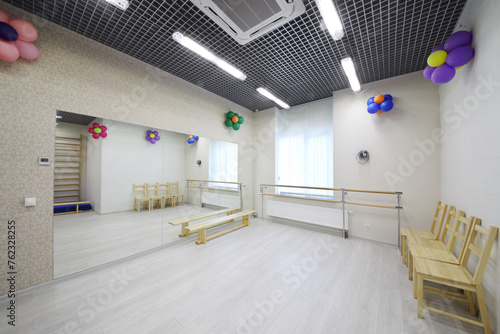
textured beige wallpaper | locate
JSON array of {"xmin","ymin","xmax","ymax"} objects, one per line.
[{"xmin": 0, "ymin": 1, "xmax": 254, "ymax": 295}]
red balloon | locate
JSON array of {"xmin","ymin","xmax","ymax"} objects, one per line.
[
  {"xmin": 100, "ymin": 125, "xmax": 107, "ymax": 131},
  {"xmin": 0, "ymin": 39, "xmax": 19, "ymax": 61},
  {"xmin": 87, "ymin": 128, "xmax": 94, "ymax": 133},
  {"xmin": 92, "ymin": 133, "xmax": 100, "ymax": 139},
  {"xmin": 100, "ymin": 132, "xmax": 108, "ymax": 138},
  {"xmin": 9, "ymin": 19, "xmax": 37, "ymax": 42},
  {"xmin": 13, "ymin": 40, "xmax": 38, "ymax": 59},
  {"xmin": 0, "ymin": 9, "xmax": 10, "ymax": 23},
  {"xmin": 92, "ymin": 122, "xmax": 100, "ymax": 128}
]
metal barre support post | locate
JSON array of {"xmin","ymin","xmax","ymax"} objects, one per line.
[
  {"xmin": 341, "ymin": 188, "xmax": 346, "ymax": 239},
  {"xmin": 396, "ymin": 192, "xmax": 402, "ymax": 251}
]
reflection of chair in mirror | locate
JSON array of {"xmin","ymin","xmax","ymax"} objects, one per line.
[
  {"xmin": 168, "ymin": 182, "xmax": 183, "ymax": 207},
  {"xmin": 133, "ymin": 183, "xmax": 150, "ymax": 212},
  {"xmin": 158, "ymin": 183, "xmax": 174, "ymax": 208},
  {"xmin": 147, "ymin": 183, "xmax": 163, "ymax": 209}
]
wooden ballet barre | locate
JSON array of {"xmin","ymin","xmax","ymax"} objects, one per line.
[
  {"xmin": 261, "ymin": 184, "xmax": 339, "ymax": 191},
  {"xmin": 343, "ymin": 189, "xmax": 398, "ymax": 195},
  {"xmin": 344, "ymin": 201, "xmax": 396, "ymax": 209},
  {"xmin": 187, "ymin": 179, "xmax": 241, "ymax": 185},
  {"xmin": 186, "ymin": 186, "xmax": 239, "ymax": 193},
  {"xmin": 262, "ymin": 193, "xmax": 341, "ymax": 204}
]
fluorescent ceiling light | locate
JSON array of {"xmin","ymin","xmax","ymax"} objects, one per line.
[
  {"xmin": 257, "ymin": 88, "xmax": 290, "ymax": 109},
  {"xmin": 172, "ymin": 32, "xmax": 247, "ymax": 81},
  {"xmin": 56, "ymin": 116, "xmax": 62, "ymax": 119},
  {"xmin": 315, "ymin": 0, "xmax": 344, "ymax": 40},
  {"xmin": 341, "ymin": 57, "xmax": 361, "ymax": 93},
  {"xmin": 105, "ymin": 0, "xmax": 129, "ymax": 11}
]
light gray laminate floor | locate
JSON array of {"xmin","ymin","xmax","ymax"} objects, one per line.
[{"xmin": 2, "ymin": 217, "xmax": 485, "ymax": 334}]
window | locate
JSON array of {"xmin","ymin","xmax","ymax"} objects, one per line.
[
  {"xmin": 209, "ymin": 139, "xmax": 238, "ymax": 190},
  {"xmin": 276, "ymin": 98, "xmax": 334, "ymax": 198}
]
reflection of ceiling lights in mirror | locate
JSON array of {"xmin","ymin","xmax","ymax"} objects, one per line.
[
  {"xmin": 314, "ymin": 0, "xmax": 344, "ymax": 40},
  {"xmin": 172, "ymin": 32, "xmax": 247, "ymax": 81},
  {"xmin": 105, "ymin": 0, "xmax": 129, "ymax": 11},
  {"xmin": 256, "ymin": 87, "xmax": 290, "ymax": 109}
]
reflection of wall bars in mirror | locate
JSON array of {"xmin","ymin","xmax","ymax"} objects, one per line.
[{"xmin": 186, "ymin": 180, "xmax": 243, "ymax": 209}]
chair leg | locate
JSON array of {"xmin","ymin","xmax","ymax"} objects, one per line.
[
  {"xmin": 465, "ymin": 290, "xmax": 477, "ymax": 316},
  {"xmin": 476, "ymin": 285, "xmax": 491, "ymax": 334},
  {"xmin": 413, "ymin": 266, "xmax": 418, "ymax": 299},
  {"xmin": 408, "ymin": 250, "xmax": 413, "ymax": 280},
  {"xmin": 417, "ymin": 274, "xmax": 424, "ymax": 319}
]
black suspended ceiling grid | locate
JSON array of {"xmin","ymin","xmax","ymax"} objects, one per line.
[{"xmin": 7, "ymin": 0, "xmax": 467, "ymax": 111}]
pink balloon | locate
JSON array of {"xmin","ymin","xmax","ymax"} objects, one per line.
[
  {"xmin": 0, "ymin": 39, "xmax": 19, "ymax": 61},
  {"xmin": 9, "ymin": 19, "xmax": 37, "ymax": 42},
  {"xmin": 92, "ymin": 133, "xmax": 100, "ymax": 139},
  {"xmin": 13, "ymin": 40, "xmax": 38, "ymax": 59},
  {"xmin": 0, "ymin": 9, "xmax": 10, "ymax": 23},
  {"xmin": 88, "ymin": 128, "xmax": 94, "ymax": 133},
  {"xmin": 100, "ymin": 125, "xmax": 107, "ymax": 131},
  {"xmin": 100, "ymin": 132, "xmax": 107, "ymax": 138},
  {"xmin": 92, "ymin": 122, "xmax": 100, "ymax": 128}
]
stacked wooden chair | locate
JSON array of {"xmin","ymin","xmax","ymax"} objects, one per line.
[
  {"xmin": 146, "ymin": 183, "xmax": 164, "ymax": 209},
  {"xmin": 168, "ymin": 182, "xmax": 184, "ymax": 207},
  {"xmin": 413, "ymin": 217, "xmax": 498, "ymax": 333},
  {"xmin": 158, "ymin": 183, "xmax": 174, "ymax": 208},
  {"xmin": 400, "ymin": 201, "xmax": 448, "ymax": 265},
  {"xmin": 133, "ymin": 183, "xmax": 150, "ymax": 212}
]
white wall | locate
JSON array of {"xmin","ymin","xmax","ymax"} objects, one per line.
[
  {"xmin": 439, "ymin": 0, "xmax": 500, "ymax": 331},
  {"xmin": 333, "ymin": 72, "xmax": 441, "ymax": 244}
]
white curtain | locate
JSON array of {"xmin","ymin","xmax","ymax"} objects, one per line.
[
  {"xmin": 209, "ymin": 139, "xmax": 238, "ymax": 189},
  {"xmin": 276, "ymin": 98, "xmax": 334, "ymax": 197}
]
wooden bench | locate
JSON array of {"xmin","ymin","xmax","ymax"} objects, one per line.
[
  {"xmin": 168, "ymin": 207, "xmax": 240, "ymax": 237},
  {"xmin": 185, "ymin": 209, "xmax": 256, "ymax": 245},
  {"xmin": 54, "ymin": 201, "xmax": 91, "ymax": 215}
]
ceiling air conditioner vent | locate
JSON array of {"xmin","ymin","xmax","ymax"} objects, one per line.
[{"xmin": 190, "ymin": 0, "xmax": 306, "ymax": 45}]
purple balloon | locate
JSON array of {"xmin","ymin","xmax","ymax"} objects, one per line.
[
  {"xmin": 431, "ymin": 44, "xmax": 445, "ymax": 52},
  {"xmin": 153, "ymin": 131, "xmax": 158, "ymax": 136},
  {"xmin": 147, "ymin": 130, "xmax": 152, "ymax": 135},
  {"xmin": 155, "ymin": 135, "xmax": 160, "ymax": 141},
  {"xmin": 444, "ymin": 30, "xmax": 472, "ymax": 52},
  {"xmin": 423, "ymin": 65, "xmax": 436, "ymax": 80},
  {"xmin": 150, "ymin": 139, "xmax": 156, "ymax": 144},
  {"xmin": 431, "ymin": 64, "xmax": 456, "ymax": 84},
  {"xmin": 446, "ymin": 46, "xmax": 474, "ymax": 67},
  {"xmin": 146, "ymin": 136, "xmax": 151, "ymax": 141}
]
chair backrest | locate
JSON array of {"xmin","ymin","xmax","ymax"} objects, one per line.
[
  {"xmin": 429, "ymin": 201, "xmax": 448, "ymax": 239},
  {"xmin": 460, "ymin": 218, "xmax": 499, "ymax": 283},
  {"xmin": 439, "ymin": 206, "xmax": 459, "ymax": 244},
  {"xmin": 133, "ymin": 183, "xmax": 147, "ymax": 199},
  {"xmin": 168, "ymin": 182, "xmax": 179, "ymax": 195},
  {"xmin": 158, "ymin": 183, "xmax": 169, "ymax": 197},
  {"xmin": 146, "ymin": 183, "xmax": 159, "ymax": 197},
  {"xmin": 445, "ymin": 212, "xmax": 475, "ymax": 263}
]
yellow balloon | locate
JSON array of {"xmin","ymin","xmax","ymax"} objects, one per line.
[
  {"xmin": 455, "ymin": 65, "xmax": 464, "ymax": 70},
  {"xmin": 150, "ymin": 134, "xmax": 155, "ymax": 138},
  {"xmin": 427, "ymin": 50, "xmax": 447, "ymax": 67}
]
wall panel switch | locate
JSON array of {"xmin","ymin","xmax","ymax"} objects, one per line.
[{"xmin": 25, "ymin": 198, "xmax": 36, "ymax": 206}]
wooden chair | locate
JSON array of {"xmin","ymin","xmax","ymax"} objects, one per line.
[
  {"xmin": 401, "ymin": 201, "xmax": 448, "ymax": 264},
  {"xmin": 408, "ymin": 209, "xmax": 471, "ymax": 280},
  {"xmin": 133, "ymin": 183, "xmax": 150, "ymax": 212},
  {"xmin": 158, "ymin": 183, "xmax": 174, "ymax": 208},
  {"xmin": 168, "ymin": 182, "xmax": 184, "ymax": 207},
  {"xmin": 146, "ymin": 183, "xmax": 163, "ymax": 209},
  {"xmin": 414, "ymin": 219, "xmax": 498, "ymax": 333}
]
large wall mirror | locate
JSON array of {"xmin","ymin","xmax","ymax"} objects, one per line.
[{"xmin": 53, "ymin": 111, "xmax": 241, "ymax": 278}]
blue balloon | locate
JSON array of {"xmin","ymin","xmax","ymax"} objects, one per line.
[
  {"xmin": 383, "ymin": 94, "xmax": 393, "ymax": 101},
  {"xmin": 367, "ymin": 103, "xmax": 380, "ymax": 114},
  {"xmin": 0, "ymin": 22, "xmax": 18, "ymax": 42},
  {"xmin": 187, "ymin": 138, "xmax": 194, "ymax": 144},
  {"xmin": 380, "ymin": 101, "xmax": 394, "ymax": 112},
  {"xmin": 193, "ymin": 136, "xmax": 199, "ymax": 140},
  {"xmin": 367, "ymin": 97, "xmax": 375, "ymax": 105}
]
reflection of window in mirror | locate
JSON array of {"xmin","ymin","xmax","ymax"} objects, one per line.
[{"xmin": 209, "ymin": 139, "xmax": 238, "ymax": 190}]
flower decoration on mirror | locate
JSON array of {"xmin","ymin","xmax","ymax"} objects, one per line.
[
  {"xmin": 187, "ymin": 135, "xmax": 198, "ymax": 144},
  {"xmin": 88, "ymin": 123, "xmax": 108, "ymax": 139},
  {"xmin": 146, "ymin": 130, "xmax": 160, "ymax": 144},
  {"xmin": 423, "ymin": 30, "xmax": 474, "ymax": 85},
  {"xmin": 367, "ymin": 94, "xmax": 393, "ymax": 114},
  {"xmin": 0, "ymin": 8, "xmax": 39, "ymax": 61},
  {"xmin": 224, "ymin": 111, "xmax": 244, "ymax": 131}
]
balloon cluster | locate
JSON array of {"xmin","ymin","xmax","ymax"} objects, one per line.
[
  {"xmin": 224, "ymin": 111, "xmax": 244, "ymax": 131},
  {"xmin": 423, "ymin": 31, "xmax": 474, "ymax": 85},
  {"xmin": 88, "ymin": 123, "xmax": 107, "ymax": 139},
  {"xmin": 146, "ymin": 130, "xmax": 160, "ymax": 144},
  {"xmin": 367, "ymin": 94, "xmax": 393, "ymax": 114},
  {"xmin": 187, "ymin": 135, "xmax": 198, "ymax": 144},
  {"xmin": 0, "ymin": 8, "xmax": 39, "ymax": 61}
]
